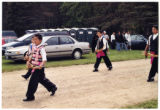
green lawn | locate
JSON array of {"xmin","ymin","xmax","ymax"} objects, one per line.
[
  {"xmin": 2, "ymin": 50, "xmax": 145, "ymax": 72},
  {"xmin": 123, "ymin": 99, "xmax": 158, "ymax": 109}
]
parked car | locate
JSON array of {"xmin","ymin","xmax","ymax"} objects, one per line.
[
  {"xmin": 5, "ymin": 35, "xmax": 91, "ymax": 60},
  {"xmin": 2, "ymin": 31, "xmax": 69, "ymax": 55},
  {"xmin": 130, "ymin": 35, "xmax": 147, "ymax": 50},
  {"xmin": 2, "ymin": 31, "xmax": 17, "ymax": 45}
]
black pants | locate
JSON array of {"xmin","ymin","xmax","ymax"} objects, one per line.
[
  {"xmin": 94, "ymin": 53, "xmax": 112, "ymax": 69},
  {"xmin": 26, "ymin": 68, "xmax": 57, "ymax": 98},
  {"xmin": 24, "ymin": 69, "xmax": 32, "ymax": 79},
  {"xmin": 111, "ymin": 40, "xmax": 116, "ymax": 49},
  {"xmin": 148, "ymin": 57, "xmax": 158, "ymax": 80}
]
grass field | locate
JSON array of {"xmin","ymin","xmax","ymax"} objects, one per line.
[
  {"xmin": 2, "ymin": 50, "xmax": 145, "ymax": 72},
  {"xmin": 123, "ymin": 99, "xmax": 158, "ymax": 109}
]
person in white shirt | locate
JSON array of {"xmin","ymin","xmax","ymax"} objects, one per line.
[
  {"xmin": 111, "ymin": 32, "xmax": 116, "ymax": 49},
  {"xmin": 23, "ymin": 34, "xmax": 57, "ymax": 101},
  {"xmin": 125, "ymin": 31, "xmax": 131, "ymax": 50},
  {"xmin": 103, "ymin": 31, "xmax": 110, "ymax": 48},
  {"xmin": 103, "ymin": 31, "xmax": 109, "ymax": 40}
]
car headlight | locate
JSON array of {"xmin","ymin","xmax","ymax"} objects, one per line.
[{"xmin": 15, "ymin": 51, "xmax": 20, "ymax": 55}]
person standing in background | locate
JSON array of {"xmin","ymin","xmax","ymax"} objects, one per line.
[
  {"xmin": 111, "ymin": 32, "xmax": 116, "ymax": 49},
  {"xmin": 91, "ymin": 34, "xmax": 99, "ymax": 53},
  {"xmin": 103, "ymin": 31, "xmax": 111, "ymax": 49},
  {"xmin": 125, "ymin": 31, "xmax": 132, "ymax": 50},
  {"xmin": 115, "ymin": 31, "xmax": 123, "ymax": 51},
  {"xmin": 122, "ymin": 31, "xmax": 128, "ymax": 50}
]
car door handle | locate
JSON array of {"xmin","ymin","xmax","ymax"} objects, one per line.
[
  {"xmin": 71, "ymin": 46, "xmax": 73, "ymax": 47},
  {"xmin": 56, "ymin": 47, "xmax": 58, "ymax": 49}
]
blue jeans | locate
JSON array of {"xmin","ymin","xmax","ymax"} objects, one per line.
[
  {"xmin": 122, "ymin": 43, "xmax": 128, "ymax": 50},
  {"xmin": 116, "ymin": 42, "xmax": 122, "ymax": 51}
]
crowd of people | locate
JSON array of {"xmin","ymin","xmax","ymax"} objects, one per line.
[{"xmin": 92, "ymin": 30, "xmax": 132, "ymax": 51}]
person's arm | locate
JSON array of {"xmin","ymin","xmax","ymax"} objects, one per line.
[
  {"xmin": 144, "ymin": 44, "xmax": 149, "ymax": 57},
  {"xmin": 39, "ymin": 48, "xmax": 47, "ymax": 68},
  {"xmin": 106, "ymin": 40, "xmax": 109, "ymax": 53},
  {"xmin": 144, "ymin": 36, "xmax": 151, "ymax": 57}
]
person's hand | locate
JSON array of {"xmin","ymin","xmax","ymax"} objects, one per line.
[
  {"xmin": 144, "ymin": 51, "xmax": 148, "ymax": 59},
  {"xmin": 26, "ymin": 61, "xmax": 32, "ymax": 68},
  {"xmin": 144, "ymin": 51, "xmax": 148, "ymax": 56},
  {"xmin": 95, "ymin": 49, "xmax": 99, "ymax": 53}
]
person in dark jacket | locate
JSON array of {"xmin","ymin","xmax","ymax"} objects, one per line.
[
  {"xmin": 115, "ymin": 31, "xmax": 124, "ymax": 51},
  {"xmin": 144, "ymin": 25, "xmax": 158, "ymax": 82},
  {"xmin": 91, "ymin": 34, "xmax": 99, "ymax": 53}
]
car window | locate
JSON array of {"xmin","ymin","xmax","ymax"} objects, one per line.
[
  {"xmin": 60, "ymin": 37, "xmax": 74, "ymax": 44},
  {"xmin": 17, "ymin": 34, "xmax": 33, "ymax": 41},
  {"xmin": 2, "ymin": 31, "xmax": 16, "ymax": 36},
  {"xmin": 137, "ymin": 36, "xmax": 143, "ymax": 40},
  {"xmin": 23, "ymin": 35, "xmax": 33, "ymax": 42},
  {"xmin": 131, "ymin": 35, "xmax": 137, "ymax": 40},
  {"xmin": 46, "ymin": 37, "xmax": 59, "ymax": 45}
]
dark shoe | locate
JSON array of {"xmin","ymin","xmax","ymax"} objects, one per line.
[
  {"xmin": 147, "ymin": 79, "xmax": 154, "ymax": 82},
  {"xmin": 50, "ymin": 87, "xmax": 57, "ymax": 96},
  {"xmin": 23, "ymin": 97, "xmax": 35, "ymax": 101},
  {"xmin": 93, "ymin": 69, "xmax": 98, "ymax": 72},
  {"xmin": 108, "ymin": 67, "xmax": 112, "ymax": 71},
  {"xmin": 21, "ymin": 75, "xmax": 28, "ymax": 80}
]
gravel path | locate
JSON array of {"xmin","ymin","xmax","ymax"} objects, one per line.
[{"xmin": 2, "ymin": 59, "xmax": 158, "ymax": 108}]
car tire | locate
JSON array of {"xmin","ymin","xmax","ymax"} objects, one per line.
[{"xmin": 72, "ymin": 50, "xmax": 82, "ymax": 59}]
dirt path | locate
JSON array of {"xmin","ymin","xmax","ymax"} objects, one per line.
[{"xmin": 2, "ymin": 59, "xmax": 158, "ymax": 108}]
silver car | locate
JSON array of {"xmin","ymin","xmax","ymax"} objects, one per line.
[{"xmin": 5, "ymin": 35, "xmax": 91, "ymax": 60}]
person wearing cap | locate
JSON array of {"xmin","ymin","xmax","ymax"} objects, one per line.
[{"xmin": 144, "ymin": 25, "xmax": 158, "ymax": 82}]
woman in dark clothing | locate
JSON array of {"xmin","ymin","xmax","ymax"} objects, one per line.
[{"xmin": 91, "ymin": 34, "xmax": 99, "ymax": 53}]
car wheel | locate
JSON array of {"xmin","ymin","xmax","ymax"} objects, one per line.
[{"xmin": 72, "ymin": 50, "xmax": 82, "ymax": 59}]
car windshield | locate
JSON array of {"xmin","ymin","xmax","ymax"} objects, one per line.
[
  {"xmin": 131, "ymin": 35, "xmax": 145, "ymax": 41},
  {"xmin": 2, "ymin": 31, "xmax": 16, "ymax": 36},
  {"xmin": 131, "ymin": 35, "xmax": 137, "ymax": 40},
  {"xmin": 16, "ymin": 33, "xmax": 33, "ymax": 41}
]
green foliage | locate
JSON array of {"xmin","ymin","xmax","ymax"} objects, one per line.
[
  {"xmin": 3, "ymin": 2, "xmax": 158, "ymax": 36},
  {"xmin": 123, "ymin": 99, "xmax": 158, "ymax": 108}
]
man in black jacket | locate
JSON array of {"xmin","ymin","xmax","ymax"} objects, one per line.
[{"xmin": 115, "ymin": 31, "xmax": 124, "ymax": 51}]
